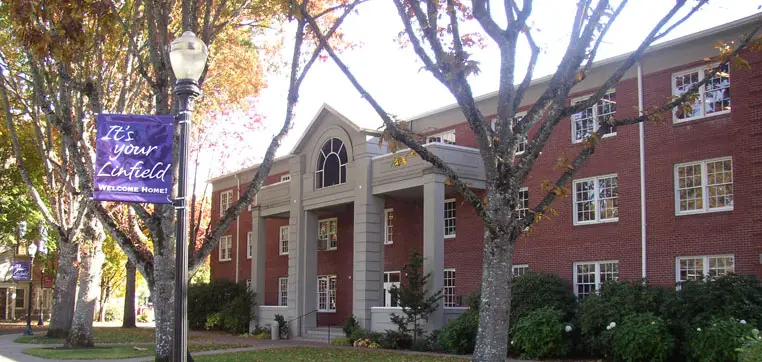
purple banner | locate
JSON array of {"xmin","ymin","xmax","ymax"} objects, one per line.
[
  {"xmin": 12, "ymin": 261, "xmax": 30, "ymax": 281},
  {"xmin": 94, "ymin": 114, "xmax": 174, "ymax": 204}
]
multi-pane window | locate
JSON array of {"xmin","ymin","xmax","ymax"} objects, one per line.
[
  {"xmin": 383, "ymin": 271, "xmax": 401, "ymax": 307},
  {"xmin": 245, "ymin": 279, "xmax": 251, "ymax": 289},
  {"xmin": 279, "ymin": 226, "xmax": 289, "ymax": 255},
  {"xmin": 316, "ymin": 138, "xmax": 348, "ymax": 189},
  {"xmin": 675, "ymin": 157, "xmax": 733, "ymax": 215},
  {"xmin": 280, "ymin": 174, "xmax": 291, "ymax": 182},
  {"xmin": 220, "ymin": 190, "xmax": 233, "ymax": 217},
  {"xmin": 572, "ymin": 91, "xmax": 617, "ymax": 143},
  {"xmin": 573, "ymin": 175, "xmax": 619, "ymax": 225},
  {"xmin": 516, "ymin": 188, "xmax": 529, "ymax": 219},
  {"xmin": 42, "ymin": 289, "xmax": 52, "ymax": 311},
  {"xmin": 318, "ymin": 218, "xmax": 338, "ymax": 251},
  {"xmin": 15, "ymin": 288, "xmax": 25, "ymax": 308},
  {"xmin": 246, "ymin": 232, "xmax": 254, "ymax": 259},
  {"xmin": 443, "ymin": 269, "xmax": 457, "ymax": 308},
  {"xmin": 673, "ymin": 63, "xmax": 730, "ymax": 122},
  {"xmin": 574, "ymin": 261, "xmax": 619, "ymax": 298},
  {"xmin": 677, "ymin": 255, "xmax": 734, "ymax": 282},
  {"xmin": 444, "ymin": 199, "xmax": 457, "ymax": 238},
  {"xmin": 317, "ymin": 275, "xmax": 337, "ymax": 312},
  {"xmin": 427, "ymin": 130, "xmax": 456, "ymax": 145},
  {"xmin": 491, "ymin": 112, "xmax": 527, "ymax": 154},
  {"xmin": 218, "ymin": 235, "xmax": 232, "ymax": 261},
  {"xmin": 512, "ymin": 264, "xmax": 530, "ymax": 277},
  {"xmin": 384, "ymin": 209, "xmax": 394, "ymax": 245},
  {"xmin": 278, "ymin": 277, "xmax": 289, "ymax": 307}
]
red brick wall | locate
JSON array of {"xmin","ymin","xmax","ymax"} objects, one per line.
[
  {"xmin": 264, "ymin": 218, "xmax": 289, "ymax": 306},
  {"xmin": 383, "ymin": 198, "xmax": 423, "ymax": 273},
  {"xmin": 315, "ymin": 204, "xmax": 354, "ymax": 326}
]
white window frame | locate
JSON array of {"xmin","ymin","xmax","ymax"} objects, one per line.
[
  {"xmin": 444, "ymin": 268, "xmax": 457, "ymax": 308},
  {"xmin": 384, "ymin": 209, "xmax": 394, "ymax": 245},
  {"xmin": 490, "ymin": 112, "xmax": 528, "ymax": 155},
  {"xmin": 444, "ymin": 199, "xmax": 457, "ymax": 239},
  {"xmin": 676, "ymin": 254, "xmax": 735, "ymax": 283},
  {"xmin": 317, "ymin": 275, "xmax": 337, "ymax": 312},
  {"xmin": 427, "ymin": 130, "xmax": 456, "ymax": 145},
  {"xmin": 383, "ymin": 271, "xmax": 401, "ymax": 307},
  {"xmin": 218, "ymin": 235, "xmax": 232, "ymax": 262},
  {"xmin": 516, "ymin": 187, "xmax": 529, "ymax": 219},
  {"xmin": 318, "ymin": 218, "xmax": 338, "ymax": 251},
  {"xmin": 573, "ymin": 260, "xmax": 619, "ymax": 297},
  {"xmin": 279, "ymin": 226, "xmax": 289, "ymax": 255},
  {"xmin": 220, "ymin": 190, "xmax": 233, "ymax": 217},
  {"xmin": 674, "ymin": 157, "xmax": 733, "ymax": 216},
  {"xmin": 246, "ymin": 232, "xmax": 253, "ymax": 259},
  {"xmin": 245, "ymin": 279, "xmax": 252, "ymax": 290},
  {"xmin": 512, "ymin": 264, "xmax": 529, "ymax": 277},
  {"xmin": 571, "ymin": 90, "xmax": 617, "ymax": 144},
  {"xmin": 672, "ymin": 63, "xmax": 731, "ymax": 123},
  {"xmin": 247, "ymin": 195, "xmax": 258, "ymax": 211},
  {"xmin": 280, "ymin": 174, "xmax": 291, "ymax": 183},
  {"xmin": 278, "ymin": 277, "xmax": 289, "ymax": 307},
  {"xmin": 315, "ymin": 138, "xmax": 348, "ymax": 189},
  {"xmin": 573, "ymin": 174, "xmax": 619, "ymax": 225}
]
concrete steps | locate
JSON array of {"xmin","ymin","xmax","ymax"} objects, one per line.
[{"xmin": 292, "ymin": 326, "xmax": 343, "ymax": 343}]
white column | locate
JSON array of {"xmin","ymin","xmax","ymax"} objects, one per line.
[
  {"xmin": 423, "ymin": 173, "xmax": 445, "ymax": 330},
  {"xmin": 250, "ymin": 212, "xmax": 266, "ymax": 307}
]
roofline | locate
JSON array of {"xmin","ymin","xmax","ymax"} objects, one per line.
[
  {"xmin": 405, "ymin": 12, "xmax": 762, "ymax": 121},
  {"xmin": 289, "ymin": 103, "xmax": 372, "ymax": 154},
  {"xmin": 206, "ymin": 154, "xmax": 292, "ymax": 184}
]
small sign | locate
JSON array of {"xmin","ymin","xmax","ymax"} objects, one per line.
[
  {"xmin": 42, "ymin": 274, "xmax": 54, "ymax": 288},
  {"xmin": 93, "ymin": 114, "xmax": 175, "ymax": 204},
  {"xmin": 11, "ymin": 261, "xmax": 31, "ymax": 281}
]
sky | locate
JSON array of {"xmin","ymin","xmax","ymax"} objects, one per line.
[{"xmin": 204, "ymin": 0, "xmax": 760, "ymax": 180}]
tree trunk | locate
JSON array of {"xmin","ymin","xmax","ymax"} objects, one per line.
[
  {"xmin": 98, "ymin": 290, "xmax": 110, "ymax": 323},
  {"xmin": 66, "ymin": 215, "xmax": 106, "ymax": 348},
  {"xmin": 152, "ymin": 252, "xmax": 175, "ymax": 362},
  {"xmin": 473, "ymin": 232, "xmax": 514, "ymax": 362},
  {"xmin": 47, "ymin": 240, "xmax": 79, "ymax": 338},
  {"xmin": 122, "ymin": 262, "xmax": 136, "ymax": 328}
]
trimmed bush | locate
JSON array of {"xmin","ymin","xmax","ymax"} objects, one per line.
[
  {"xmin": 343, "ymin": 314, "xmax": 360, "ymax": 339},
  {"xmin": 689, "ymin": 318, "xmax": 755, "ymax": 362},
  {"xmin": 330, "ymin": 337, "xmax": 350, "ymax": 346},
  {"xmin": 188, "ymin": 280, "xmax": 255, "ymax": 334},
  {"xmin": 435, "ymin": 308, "xmax": 478, "ymax": 354},
  {"xmin": 511, "ymin": 306, "xmax": 569, "ymax": 359},
  {"xmin": 609, "ymin": 312, "xmax": 675, "ymax": 362},
  {"xmin": 377, "ymin": 329, "xmax": 412, "ymax": 350},
  {"xmin": 274, "ymin": 314, "xmax": 289, "ymax": 339},
  {"xmin": 510, "ymin": 272, "xmax": 576, "ymax": 327}
]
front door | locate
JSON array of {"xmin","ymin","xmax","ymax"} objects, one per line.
[
  {"xmin": 0, "ymin": 288, "xmax": 7, "ymax": 320},
  {"xmin": 383, "ymin": 271, "xmax": 401, "ymax": 307}
]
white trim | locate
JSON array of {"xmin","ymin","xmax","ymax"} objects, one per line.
[
  {"xmin": 675, "ymin": 254, "xmax": 735, "ymax": 282},
  {"xmin": 220, "ymin": 190, "xmax": 233, "ymax": 217},
  {"xmin": 443, "ymin": 268, "xmax": 457, "ymax": 308},
  {"xmin": 279, "ymin": 226, "xmax": 289, "ymax": 255},
  {"xmin": 571, "ymin": 90, "xmax": 617, "ymax": 144},
  {"xmin": 674, "ymin": 157, "xmax": 734, "ymax": 216},
  {"xmin": 280, "ymin": 174, "xmax": 291, "ymax": 183},
  {"xmin": 671, "ymin": 63, "xmax": 731, "ymax": 123},
  {"xmin": 516, "ymin": 187, "xmax": 529, "ymax": 219},
  {"xmin": 317, "ymin": 274, "xmax": 337, "ymax": 312},
  {"xmin": 315, "ymin": 138, "xmax": 348, "ymax": 189},
  {"xmin": 444, "ymin": 198, "xmax": 457, "ymax": 239},
  {"xmin": 218, "ymin": 235, "xmax": 232, "ymax": 262},
  {"xmin": 490, "ymin": 111, "xmax": 528, "ymax": 154},
  {"xmin": 384, "ymin": 208, "xmax": 394, "ymax": 245},
  {"xmin": 573, "ymin": 260, "xmax": 619, "ymax": 297},
  {"xmin": 512, "ymin": 264, "xmax": 530, "ymax": 277},
  {"xmin": 246, "ymin": 232, "xmax": 253, "ymax": 259},
  {"xmin": 318, "ymin": 217, "xmax": 338, "ymax": 251},
  {"xmin": 572, "ymin": 174, "xmax": 619, "ymax": 225},
  {"xmin": 426, "ymin": 130, "xmax": 456, "ymax": 145},
  {"xmin": 278, "ymin": 277, "xmax": 289, "ymax": 307}
]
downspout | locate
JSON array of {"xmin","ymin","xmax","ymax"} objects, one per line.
[
  {"xmin": 637, "ymin": 62, "xmax": 647, "ymax": 283},
  {"xmin": 235, "ymin": 173, "xmax": 241, "ymax": 283}
]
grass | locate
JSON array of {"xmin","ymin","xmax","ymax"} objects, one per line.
[
  {"xmin": 193, "ymin": 347, "xmax": 466, "ymax": 362},
  {"xmin": 15, "ymin": 327, "xmax": 204, "ymax": 344},
  {"xmin": 23, "ymin": 343, "xmax": 250, "ymax": 360}
]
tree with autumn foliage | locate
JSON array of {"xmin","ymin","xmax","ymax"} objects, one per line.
[{"xmin": 293, "ymin": 1, "xmax": 762, "ymax": 360}]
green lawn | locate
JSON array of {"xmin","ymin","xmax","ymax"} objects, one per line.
[
  {"xmin": 193, "ymin": 347, "xmax": 466, "ymax": 362},
  {"xmin": 15, "ymin": 327, "xmax": 204, "ymax": 344},
  {"xmin": 23, "ymin": 343, "xmax": 250, "ymax": 360}
]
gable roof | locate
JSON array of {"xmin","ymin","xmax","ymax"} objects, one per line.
[{"xmin": 289, "ymin": 103, "xmax": 379, "ymax": 154}]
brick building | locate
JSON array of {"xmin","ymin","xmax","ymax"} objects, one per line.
[{"xmin": 208, "ymin": 15, "xmax": 762, "ymax": 335}]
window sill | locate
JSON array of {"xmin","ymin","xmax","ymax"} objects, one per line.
[
  {"xmin": 573, "ymin": 218, "xmax": 618, "ymax": 226},
  {"xmin": 246, "ymin": 256, "xmax": 252, "ymax": 260},
  {"xmin": 320, "ymin": 248, "xmax": 338, "ymax": 252},
  {"xmin": 572, "ymin": 132, "xmax": 616, "ymax": 145},
  {"xmin": 384, "ymin": 242, "xmax": 393, "ymax": 246},
  {"xmin": 672, "ymin": 110, "xmax": 731, "ymax": 125},
  {"xmin": 675, "ymin": 207, "xmax": 733, "ymax": 216},
  {"xmin": 279, "ymin": 253, "xmax": 289, "ymax": 256},
  {"xmin": 444, "ymin": 235, "xmax": 456, "ymax": 240},
  {"xmin": 318, "ymin": 310, "xmax": 337, "ymax": 314},
  {"xmin": 218, "ymin": 259, "xmax": 232, "ymax": 262}
]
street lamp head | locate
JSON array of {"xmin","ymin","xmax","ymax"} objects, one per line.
[
  {"xmin": 169, "ymin": 31, "xmax": 208, "ymax": 82},
  {"xmin": 27, "ymin": 242, "xmax": 37, "ymax": 258}
]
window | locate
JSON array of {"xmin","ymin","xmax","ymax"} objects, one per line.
[
  {"xmin": 491, "ymin": 112, "xmax": 527, "ymax": 154},
  {"xmin": 574, "ymin": 261, "xmax": 619, "ymax": 298},
  {"xmin": 512, "ymin": 264, "xmax": 529, "ymax": 277},
  {"xmin": 42, "ymin": 289, "xmax": 52, "ymax": 310},
  {"xmin": 383, "ymin": 209, "xmax": 394, "ymax": 245},
  {"xmin": 673, "ymin": 63, "xmax": 730, "ymax": 122},
  {"xmin": 516, "ymin": 188, "xmax": 529, "ymax": 219},
  {"xmin": 444, "ymin": 269, "xmax": 457, "ymax": 308},
  {"xmin": 278, "ymin": 277, "xmax": 289, "ymax": 307},
  {"xmin": 218, "ymin": 235, "xmax": 232, "ymax": 261},
  {"xmin": 220, "ymin": 190, "xmax": 233, "ymax": 217},
  {"xmin": 316, "ymin": 138, "xmax": 348, "ymax": 189},
  {"xmin": 280, "ymin": 174, "xmax": 291, "ymax": 182},
  {"xmin": 444, "ymin": 199, "xmax": 456, "ymax": 238},
  {"xmin": 572, "ymin": 91, "xmax": 617, "ymax": 143},
  {"xmin": 279, "ymin": 226, "xmax": 289, "ymax": 255},
  {"xmin": 675, "ymin": 157, "xmax": 733, "ymax": 215},
  {"xmin": 245, "ymin": 279, "xmax": 251, "ymax": 289},
  {"xmin": 318, "ymin": 218, "xmax": 338, "ymax": 251},
  {"xmin": 427, "ymin": 130, "xmax": 456, "ymax": 145},
  {"xmin": 383, "ymin": 271, "xmax": 401, "ymax": 307},
  {"xmin": 317, "ymin": 275, "xmax": 337, "ymax": 312},
  {"xmin": 677, "ymin": 255, "xmax": 734, "ymax": 282},
  {"xmin": 573, "ymin": 175, "xmax": 618, "ymax": 225},
  {"xmin": 15, "ymin": 288, "xmax": 25, "ymax": 308},
  {"xmin": 246, "ymin": 232, "xmax": 253, "ymax": 259}
]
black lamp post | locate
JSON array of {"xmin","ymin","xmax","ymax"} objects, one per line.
[
  {"xmin": 169, "ymin": 31, "xmax": 208, "ymax": 362},
  {"xmin": 24, "ymin": 242, "xmax": 37, "ymax": 336},
  {"xmin": 37, "ymin": 267, "xmax": 44, "ymax": 326}
]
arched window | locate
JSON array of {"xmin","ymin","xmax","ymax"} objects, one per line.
[{"xmin": 316, "ymin": 138, "xmax": 348, "ymax": 189}]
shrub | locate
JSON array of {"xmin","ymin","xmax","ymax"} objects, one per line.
[
  {"xmin": 608, "ymin": 312, "xmax": 675, "ymax": 362},
  {"xmin": 330, "ymin": 337, "xmax": 350, "ymax": 346},
  {"xmin": 511, "ymin": 306, "xmax": 569, "ymax": 359},
  {"xmin": 137, "ymin": 310, "xmax": 149, "ymax": 323},
  {"xmin": 343, "ymin": 314, "xmax": 360, "ymax": 339},
  {"xmin": 188, "ymin": 280, "xmax": 255, "ymax": 334},
  {"xmin": 378, "ymin": 329, "xmax": 412, "ymax": 350},
  {"xmin": 274, "ymin": 314, "xmax": 289, "ymax": 339},
  {"xmin": 739, "ymin": 329, "xmax": 762, "ymax": 362},
  {"xmin": 511, "ymin": 272, "xmax": 576, "ymax": 327},
  {"xmin": 435, "ymin": 308, "xmax": 478, "ymax": 354},
  {"xmin": 252, "ymin": 329, "xmax": 271, "ymax": 339},
  {"xmin": 689, "ymin": 318, "xmax": 755, "ymax": 362},
  {"xmin": 205, "ymin": 312, "xmax": 222, "ymax": 330},
  {"xmin": 348, "ymin": 328, "xmax": 367, "ymax": 345},
  {"xmin": 104, "ymin": 304, "xmax": 123, "ymax": 322}
]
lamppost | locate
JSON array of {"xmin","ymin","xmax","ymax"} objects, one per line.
[
  {"xmin": 169, "ymin": 31, "xmax": 208, "ymax": 362},
  {"xmin": 24, "ymin": 242, "xmax": 37, "ymax": 336},
  {"xmin": 38, "ymin": 267, "xmax": 44, "ymax": 326}
]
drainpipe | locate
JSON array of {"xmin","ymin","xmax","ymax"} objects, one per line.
[
  {"xmin": 637, "ymin": 62, "xmax": 647, "ymax": 283},
  {"xmin": 235, "ymin": 173, "xmax": 241, "ymax": 283}
]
